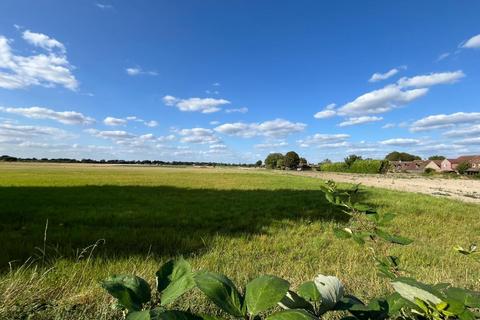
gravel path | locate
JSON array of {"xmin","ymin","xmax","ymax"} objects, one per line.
[{"xmin": 287, "ymin": 171, "xmax": 480, "ymax": 204}]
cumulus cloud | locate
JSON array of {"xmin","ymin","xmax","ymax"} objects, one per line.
[
  {"xmin": 126, "ymin": 67, "xmax": 158, "ymax": 76},
  {"xmin": 163, "ymin": 95, "xmax": 230, "ymax": 113},
  {"xmin": 22, "ymin": 30, "xmax": 65, "ymax": 52},
  {"xmin": 104, "ymin": 117, "xmax": 127, "ymax": 126},
  {"xmin": 0, "ymin": 106, "xmax": 95, "ymax": 125},
  {"xmin": 397, "ymin": 71, "xmax": 465, "ymax": 88},
  {"xmin": 462, "ymin": 34, "xmax": 480, "ymax": 49},
  {"xmin": 443, "ymin": 124, "xmax": 480, "ymax": 138},
  {"xmin": 0, "ymin": 32, "xmax": 78, "ymax": 90},
  {"xmin": 337, "ymin": 71, "xmax": 464, "ymax": 117},
  {"xmin": 338, "ymin": 116, "xmax": 383, "ymax": 127},
  {"xmin": 338, "ymin": 85, "xmax": 428, "ymax": 116},
  {"xmin": 314, "ymin": 103, "xmax": 336, "ymax": 119},
  {"xmin": 177, "ymin": 128, "xmax": 220, "ymax": 144},
  {"xmin": 225, "ymin": 107, "xmax": 248, "ymax": 114},
  {"xmin": 0, "ymin": 122, "xmax": 71, "ymax": 143},
  {"xmin": 214, "ymin": 119, "xmax": 306, "ymax": 138},
  {"xmin": 410, "ymin": 112, "xmax": 480, "ymax": 132},
  {"xmin": 380, "ymin": 138, "xmax": 420, "ymax": 146},
  {"xmin": 369, "ymin": 68, "xmax": 400, "ymax": 82}
]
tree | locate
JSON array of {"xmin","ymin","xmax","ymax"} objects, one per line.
[
  {"xmin": 299, "ymin": 157, "xmax": 308, "ymax": 166},
  {"xmin": 344, "ymin": 154, "xmax": 362, "ymax": 168},
  {"xmin": 385, "ymin": 151, "xmax": 421, "ymax": 161},
  {"xmin": 284, "ymin": 151, "xmax": 300, "ymax": 169},
  {"xmin": 428, "ymin": 155, "xmax": 445, "ymax": 160},
  {"xmin": 457, "ymin": 161, "xmax": 471, "ymax": 175},
  {"xmin": 255, "ymin": 160, "xmax": 262, "ymax": 167},
  {"xmin": 276, "ymin": 158, "xmax": 285, "ymax": 169},
  {"xmin": 264, "ymin": 153, "xmax": 284, "ymax": 169}
]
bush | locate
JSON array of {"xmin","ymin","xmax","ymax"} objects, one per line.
[
  {"xmin": 320, "ymin": 162, "xmax": 349, "ymax": 172},
  {"xmin": 457, "ymin": 161, "xmax": 471, "ymax": 175},
  {"xmin": 349, "ymin": 159, "xmax": 389, "ymax": 174},
  {"xmin": 424, "ymin": 168, "xmax": 436, "ymax": 174}
]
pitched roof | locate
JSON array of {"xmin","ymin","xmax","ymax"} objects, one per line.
[{"xmin": 451, "ymin": 155, "xmax": 480, "ymax": 164}]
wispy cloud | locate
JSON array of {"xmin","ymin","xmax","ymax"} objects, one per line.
[
  {"xmin": 338, "ymin": 116, "xmax": 383, "ymax": 127},
  {"xmin": 126, "ymin": 67, "xmax": 158, "ymax": 76},
  {"xmin": 0, "ymin": 106, "xmax": 95, "ymax": 125}
]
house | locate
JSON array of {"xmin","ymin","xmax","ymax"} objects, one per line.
[
  {"xmin": 390, "ymin": 160, "xmax": 429, "ymax": 173},
  {"xmin": 441, "ymin": 155, "xmax": 480, "ymax": 174},
  {"xmin": 424, "ymin": 160, "xmax": 442, "ymax": 172}
]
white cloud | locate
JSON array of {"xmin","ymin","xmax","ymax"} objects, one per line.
[
  {"xmin": 22, "ymin": 30, "xmax": 65, "ymax": 52},
  {"xmin": 380, "ymin": 138, "xmax": 420, "ymax": 146},
  {"xmin": 0, "ymin": 106, "xmax": 95, "ymax": 125},
  {"xmin": 163, "ymin": 95, "xmax": 230, "ymax": 113},
  {"xmin": 462, "ymin": 34, "xmax": 480, "ymax": 49},
  {"xmin": 95, "ymin": 3, "xmax": 114, "ymax": 9},
  {"xmin": 443, "ymin": 124, "xmax": 480, "ymax": 137},
  {"xmin": 455, "ymin": 137, "xmax": 480, "ymax": 145},
  {"xmin": 104, "ymin": 115, "xmax": 158, "ymax": 127},
  {"xmin": 410, "ymin": 112, "xmax": 480, "ymax": 132},
  {"xmin": 0, "ymin": 122, "xmax": 70, "ymax": 142},
  {"xmin": 209, "ymin": 121, "xmax": 220, "ymax": 125},
  {"xmin": 338, "ymin": 85, "xmax": 428, "ymax": 116},
  {"xmin": 104, "ymin": 117, "xmax": 127, "ymax": 126},
  {"xmin": 436, "ymin": 52, "xmax": 450, "ymax": 62},
  {"xmin": 338, "ymin": 116, "xmax": 383, "ymax": 127},
  {"xmin": 337, "ymin": 71, "xmax": 464, "ymax": 117},
  {"xmin": 397, "ymin": 71, "xmax": 465, "ymax": 88},
  {"xmin": 369, "ymin": 68, "xmax": 399, "ymax": 82},
  {"xmin": 209, "ymin": 144, "xmax": 227, "ymax": 150},
  {"xmin": 126, "ymin": 67, "xmax": 158, "ymax": 76},
  {"xmin": 0, "ymin": 34, "xmax": 78, "ymax": 90},
  {"xmin": 382, "ymin": 123, "xmax": 396, "ymax": 129},
  {"xmin": 314, "ymin": 103, "xmax": 336, "ymax": 119},
  {"xmin": 225, "ymin": 107, "xmax": 248, "ymax": 114},
  {"xmin": 87, "ymin": 129, "xmax": 135, "ymax": 140},
  {"xmin": 214, "ymin": 119, "xmax": 306, "ymax": 138},
  {"xmin": 297, "ymin": 133, "xmax": 350, "ymax": 148},
  {"xmin": 178, "ymin": 128, "xmax": 220, "ymax": 144}
]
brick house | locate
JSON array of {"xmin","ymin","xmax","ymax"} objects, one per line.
[
  {"xmin": 424, "ymin": 160, "xmax": 442, "ymax": 172},
  {"xmin": 441, "ymin": 155, "xmax": 480, "ymax": 174}
]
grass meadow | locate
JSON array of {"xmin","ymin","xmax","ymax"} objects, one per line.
[{"xmin": 0, "ymin": 163, "xmax": 479, "ymax": 319}]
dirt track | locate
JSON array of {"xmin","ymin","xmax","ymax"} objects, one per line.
[{"xmin": 288, "ymin": 171, "xmax": 480, "ymax": 204}]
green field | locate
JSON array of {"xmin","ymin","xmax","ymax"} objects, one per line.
[{"xmin": 0, "ymin": 163, "xmax": 479, "ymax": 319}]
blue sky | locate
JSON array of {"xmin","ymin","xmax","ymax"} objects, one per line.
[{"xmin": 0, "ymin": 1, "xmax": 479, "ymax": 163}]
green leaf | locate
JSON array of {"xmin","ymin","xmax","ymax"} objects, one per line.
[
  {"xmin": 298, "ymin": 281, "xmax": 321, "ymax": 302},
  {"xmin": 391, "ymin": 277, "xmax": 443, "ymax": 305},
  {"xmin": 278, "ymin": 291, "xmax": 314, "ymax": 313},
  {"xmin": 102, "ymin": 274, "xmax": 151, "ymax": 312},
  {"xmin": 127, "ymin": 310, "xmax": 151, "ymax": 320},
  {"xmin": 194, "ymin": 272, "xmax": 244, "ymax": 317},
  {"xmin": 375, "ymin": 228, "xmax": 413, "ymax": 245},
  {"xmin": 266, "ymin": 309, "xmax": 318, "ymax": 320},
  {"xmin": 325, "ymin": 192, "xmax": 335, "ymax": 204},
  {"xmin": 444, "ymin": 287, "xmax": 480, "ymax": 308},
  {"xmin": 156, "ymin": 258, "xmax": 195, "ymax": 306},
  {"xmin": 245, "ymin": 275, "xmax": 290, "ymax": 316},
  {"xmin": 385, "ymin": 292, "xmax": 410, "ymax": 316},
  {"xmin": 380, "ymin": 213, "xmax": 396, "ymax": 224}
]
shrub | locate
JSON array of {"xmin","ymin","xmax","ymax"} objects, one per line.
[
  {"xmin": 424, "ymin": 168, "xmax": 436, "ymax": 174},
  {"xmin": 320, "ymin": 162, "xmax": 348, "ymax": 172},
  {"xmin": 457, "ymin": 161, "xmax": 471, "ymax": 175},
  {"xmin": 349, "ymin": 159, "xmax": 389, "ymax": 174},
  {"xmin": 344, "ymin": 154, "xmax": 362, "ymax": 168}
]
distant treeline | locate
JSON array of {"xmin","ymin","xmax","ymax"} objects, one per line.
[{"xmin": 0, "ymin": 155, "xmax": 257, "ymax": 167}]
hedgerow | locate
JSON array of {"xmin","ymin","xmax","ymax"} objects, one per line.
[{"xmin": 320, "ymin": 160, "xmax": 389, "ymax": 174}]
